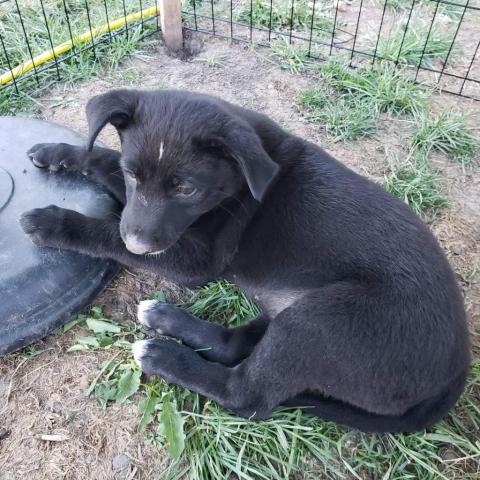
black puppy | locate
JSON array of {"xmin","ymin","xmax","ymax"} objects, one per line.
[{"xmin": 20, "ymin": 89, "xmax": 470, "ymax": 432}]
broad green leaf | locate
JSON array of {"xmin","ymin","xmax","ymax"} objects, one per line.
[
  {"xmin": 114, "ymin": 339, "xmax": 138, "ymax": 349},
  {"xmin": 158, "ymin": 393, "xmax": 185, "ymax": 459},
  {"xmin": 115, "ymin": 367, "xmax": 141, "ymax": 404},
  {"xmin": 75, "ymin": 335, "xmax": 100, "ymax": 348},
  {"xmin": 138, "ymin": 388, "xmax": 160, "ymax": 431},
  {"xmin": 97, "ymin": 334, "xmax": 115, "ymax": 348},
  {"xmin": 59, "ymin": 315, "xmax": 86, "ymax": 333},
  {"xmin": 95, "ymin": 382, "xmax": 118, "ymax": 408},
  {"xmin": 85, "ymin": 353, "xmax": 122, "ymax": 397},
  {"xmin": 86, "ymin": 318, "xmax": 122, "ymax": 334}
]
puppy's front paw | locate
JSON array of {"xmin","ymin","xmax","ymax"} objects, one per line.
[
  {"xmin": 137, "ymin": 300, "xmax": 187, "ymax": 336},
  {"xmin": 137, "ymin": 300, "xmax": 162, "ymax": 329},
  {"xmin": 27, "ymin": 143, "xmax": 81, "ymax": 173},
  {"xmin": 132, "ymin": 339, "xmax": 152, "ymax": 369},
  {"xmin": 20, "ymin": 205, "xmax": 75, "ymax": 248}
]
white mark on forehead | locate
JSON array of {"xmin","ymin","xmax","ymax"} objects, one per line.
[{"xmin": 159, "ymin": 141, "xmax": 165, "ymax": 161}]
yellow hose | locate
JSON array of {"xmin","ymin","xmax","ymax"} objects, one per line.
[{"xmin": 0, "ymin": 5, "xmax": 160, "ymax": 86}]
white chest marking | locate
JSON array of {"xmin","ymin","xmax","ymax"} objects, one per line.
[{"xmin": 256, "ymin": 289, "xmax": 304, "ymax": 317}]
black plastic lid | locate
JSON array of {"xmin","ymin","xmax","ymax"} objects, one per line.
[{"xmin": 0, "ymin": 117, "xmax": 119, "ymax": 355}]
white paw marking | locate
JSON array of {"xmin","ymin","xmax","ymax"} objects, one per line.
[
  {"xmin": 132, "ymin": 339, "xmax": 150, "ymax": 367},
  {"xmin": 137, "ymin": 299, "xmax": 160, "ymax": 327}
]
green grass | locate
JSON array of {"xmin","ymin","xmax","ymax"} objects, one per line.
[
  {"xmin": 236, "ymin": 0, "xmax": 334, "ymax": 35},
  {"xmin": 0, "ymin": 89, "xmax": 42, "ymax": 115},
  {"xmin": 63, "ymin": 280, "xmax": 480, "ymax": 479},
  {"xmin": 269, "ymin": 38, "xmax": 315, "ymax": 73},
  {"xmin": 182, "ymin": 280, "xmax": 260, "ymax": 326},
  {"xmin": 382, "ymin": 0, "xmax": 466, "ymax": 18},
  {"xmin": 0, "ymin": 0, "xmax": 155, "ymax": 68},
  {"xmin": 298, "ymin": 60, "xmax": 430, "ymax": 140},
  {"xmin": 19, "ymin": 344, "xmax": 40, "ymax": 358},
  {"xmin": 320, "ymin": 61, "xmax": 430, "ymax": 115},
  {"xmin": 438, "ymin": 1, "xmax": 468, "ymax": 19},
  {"xmin": 383, "ymin": 0, "xmax": 418, "ymax": 11},
  {"xmin": 306, "ymin": 62, "xmax": 476, "ymax": 165},
  {"xmin": 374, "ymin": 18, "xmax": 453, "ymax": 67},
  {"xmin": 0, "ymin": 0, "xmax": 158, "ymax": 115},
  {"xmin": 411, "ymin": 110, "xmax": 479, "ymax": 164},
  {"xmin": 108, "ymin": 65, "xmax": 141, "ymax": 84},
  {"xmin": 0, "ymin": 24, "xmax": 157, "ymax": 115},
  {"xmin": 384, "ymin": 158, "xmax": 449, "ymax": 218},
  {"xmin": 193, "ymin": 53, "xmax": 229, "ymax": 68},
  {"xmin": 299, "ymin": 87, "xmax": 379, "ymax": 141},
  {"xmin": 457, "ymin": 266, "xmax": 480, "ymax": 288}
]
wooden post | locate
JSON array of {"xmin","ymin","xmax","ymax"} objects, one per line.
[{"xmin": 159, "ymin": 0, "xmax": 183, "ymax": 52}]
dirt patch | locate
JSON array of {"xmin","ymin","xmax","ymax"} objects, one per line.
[{"xmin": 1, "ymin": 33, "xmax": 479, "ymax": 479}]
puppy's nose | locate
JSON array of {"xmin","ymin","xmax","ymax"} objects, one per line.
[{"xmin": 124, "ymin": 234, "xmax": 153, "ymax": 255}]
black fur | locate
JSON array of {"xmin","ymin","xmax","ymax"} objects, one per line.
[{"xmin": 20, "ymin": 89, "xmax": 470, "ymax": 432}]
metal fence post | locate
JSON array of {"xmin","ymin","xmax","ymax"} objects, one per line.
[{"xmin": 159, "ymin": 0, "xmax": 183, "ymax": 52}]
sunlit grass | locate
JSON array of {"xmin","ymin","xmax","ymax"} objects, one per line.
[
  {"xmin": 411, "ymin": 109, "xmax": 479, "ymax": 165},
  {"xmin": 384, "ymin": 157, "xmax": 449, "ymax": 219}
]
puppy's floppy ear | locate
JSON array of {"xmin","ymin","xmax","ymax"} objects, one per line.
[
  {"xmin": 85, "ymin": 89, "xmax": 138, "ymax": 151},
  {"xmin": 198, "ymin": 123, "xmax": 279, "ymax": 201}
]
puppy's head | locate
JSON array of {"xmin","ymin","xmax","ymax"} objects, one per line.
[{"xmin": 86, "ymin": 89, "xmax": 279, "ymax": 255}]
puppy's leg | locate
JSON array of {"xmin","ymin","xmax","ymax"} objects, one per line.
[
  {"xmin": 20, "ymin": 205, "xmax": 122, "ymax": 257},
  {"xmin": 134, "ymin": 282, "xmax": 467, "ymax": 428},
  {"xmin": 132, "ymin": 309, "xmax": 315, "ymax": 420},
  {"xmin": 20, "ymin": 206, "xmax": 213, "ymax": 285},
  {"xmin": 28, "ymin": 143, "xmax": 126, "ymax": 204},
  {"xmin": 137, "ymin": 300, "xmax": 269, "ymax": 365},
  {"xmin": 131, "ymin": 283, "xmax": 382, "ymax": 420}
]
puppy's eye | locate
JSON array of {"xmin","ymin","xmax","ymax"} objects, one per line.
[{"xmin": 175, "ymin": 182, "xmax": 197, "ymax": 197}]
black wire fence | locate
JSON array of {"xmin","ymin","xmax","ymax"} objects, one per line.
[
  {"xmin": 182, "ymin": 0, "xmax": 480, "ymax": 100},
  {"xmin": 0, "ymin": 0, "xmax": 160, "ymax": 94},
  {"xmin": 0, "ymin": 0, "xmax": 479, "ymax": 100},
  {"xmin": 184, "ymin": 0, "xmax": 480, "ymax": 100}
]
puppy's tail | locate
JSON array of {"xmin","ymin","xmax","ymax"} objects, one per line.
[{"xmin": 282, "ymin": 371, "xmax": 467, "ymax": 433}]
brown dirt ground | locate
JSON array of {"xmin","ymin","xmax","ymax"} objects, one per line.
[{"xmin": 0, "ymin": 32, "xmax": 479, "ymax": 479}]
